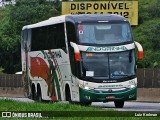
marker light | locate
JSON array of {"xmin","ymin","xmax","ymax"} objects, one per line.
[
  {"xmin": 138, "ymin": 51, "xmax": 144, "ymax": 60},
  {"xmin": 86, "ymin": 53, "xmax": 93, "ymax": 57},
  {"xmin": 75, "ymin": 52, "xmax": 80, "ymax": 62},
  {"xmin": 134, "ymin": 41, "xmax": 144, "ymax": 60}
]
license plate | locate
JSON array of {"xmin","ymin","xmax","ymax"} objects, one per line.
[{"xmin": 106, "ymin": 96, "xmax": 115, "ymax": 99}]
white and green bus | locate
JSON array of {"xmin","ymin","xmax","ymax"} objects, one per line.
[{"xmin": 21, "ymin": 14, "xmax": 143, "ymax": 108}]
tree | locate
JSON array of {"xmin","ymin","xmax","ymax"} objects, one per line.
[{"xmin": 0, "ymin": 0, "xmax": 61, "ymax": 73}]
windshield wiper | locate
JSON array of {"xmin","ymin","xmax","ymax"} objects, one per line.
[{"xmin": 112, "ymin": 74, "xmax": 130, "ymax": 77}]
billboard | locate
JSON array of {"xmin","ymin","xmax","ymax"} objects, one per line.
[{"xmin": 62, "ymin": 0, "xmax": 138, "ymax": 25}]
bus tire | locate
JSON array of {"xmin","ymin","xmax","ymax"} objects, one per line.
[
  {"xmin": 80, "ymin": 102, "xmax": 92, "ymax": 106},
  {"xmin": 114, "ymin": 101, "xmax": 124, "ymax": 108},
  {"xmin": 31, "ymin": 84, "xmax": 37, "ymax": 101},
  {"xmin": 37, "ymin": 85, "xmax": 42, "ymax": 102},
  {"xmin": 65, "ymin": 85, "xmax": 71, "ymax": 102}
]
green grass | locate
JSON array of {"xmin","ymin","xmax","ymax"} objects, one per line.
[
  {"xmin": 0, "ymin": 99, "xmax": 105, "ymax": 111},
  {"xmin": 0, "ymin": 99, "xmax": 159, "ymax": 120}
]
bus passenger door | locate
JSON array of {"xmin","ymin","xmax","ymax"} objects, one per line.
[
  {"xmin": 69, "ymin": 47, "xmax": 80, "ymax": 102},
  {"xmin": 71, "ymin": 75, "xmax": 80, "ymax": 102}
]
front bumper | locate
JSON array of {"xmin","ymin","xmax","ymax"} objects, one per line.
[{"xmin": 79, "ymin": 87, "xmax": 137, "ymax": 102}]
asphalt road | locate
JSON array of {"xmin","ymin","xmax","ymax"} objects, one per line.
[
  {"xmin": 0, "ymin": 97, "xmax": 160, "ymax": 112},
  {"xmin": 92, "ymin": 102, "xmax": 160, "ymax": 111}
]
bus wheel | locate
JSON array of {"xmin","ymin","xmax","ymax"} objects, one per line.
[
  {"xmin": 37, "ymin": 85, "xmax": 42, "ymax": 102},
  {"xmin": 65, "ymin": 85, "xmax": 71, "ymax": 102},
  {"xmin": 80, "ymin": 102, "xmax": 92, "ymax": 106},
  {"xmin": 114, "ymin": 101, "xmax": 124, "ymax": 108}
]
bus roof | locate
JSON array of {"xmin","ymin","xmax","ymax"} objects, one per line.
[
  {"xmin": 65, "ymin": 14, "xmax": 128, "ymax": 23},
  {"xmin": 22, "ymin": 14, "xmax": 128, "ymax": 30},
  {"xmin": 22, "ymin": 15, "xmax": 66, "ymax": 30}
]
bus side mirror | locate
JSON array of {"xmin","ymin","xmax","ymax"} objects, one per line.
[{"xmin": 134, "ymin": 41, "xmax": 143, "ymax": 60}]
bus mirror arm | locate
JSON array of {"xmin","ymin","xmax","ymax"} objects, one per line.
[
  {"xmin": 70, "ymin": 42, "xmax": 81, "ymax": 62},
  {"xmin": 134, "ymin": 41, "xmax": 143, "ymax": 60}
]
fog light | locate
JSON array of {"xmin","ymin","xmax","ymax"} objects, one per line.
[{"xmin": 85, "ymin": 95, "xmax": 90, "ymax": 100}]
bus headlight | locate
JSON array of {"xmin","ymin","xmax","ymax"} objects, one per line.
[
  {"xmin": 84, "ymin": 86, "xmax": 90, "ymax": 90},
  {"xmin": 79, "ymin": 84, "xmax": 92, "ymax": 90},
  {"xmin": 128, "ymin": 84, "xmax": 136, "ymax": 89}
]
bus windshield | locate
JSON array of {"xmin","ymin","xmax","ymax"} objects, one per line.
[
  {"xmin": 81, "ymin": 50, "xmax": 135, "ymax": 81},
  {"xmin": 78, "ymin": 22, "xmax": 132, "ymax": 44}
]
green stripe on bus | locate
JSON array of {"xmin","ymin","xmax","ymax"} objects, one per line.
[{"xmin": 41, "ymin": 50, "xmax": 61, "ymax": 101}]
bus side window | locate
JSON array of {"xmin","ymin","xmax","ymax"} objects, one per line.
[
  {"xmin": 22, "ymin": 30, "xmax": 25, "ymax": 50},
  {"xmin": 47, "ymin": 23, "xmax": 66, "ymax": 52},
  {"xmin": 66, "ymin": 22, "xmax": 79, "ymax": 77},
  {"xmin": 31, "ymin": 27, "xmax": 47, "ymax": 51},
  {"xmin": 47, "ymin": 25, "xmax": 57, "ymax": 49},
  {"xmin": 22, "ymin": 29, "xmax": 29, "ymax": 51},
  {"xmin": 56, "ymin": 23, "xmax": 66, "ymax": 51},
  {"xmin": 66, "ymin": 22, "xmax": 76, "ymax": 46},
  {"xmin": 23, "ymin": 29, "xmax": 28, "ymax": 41},
  {"xmin": 31, "ymin": 23, "xmax": 66, "ymax": 52}
]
